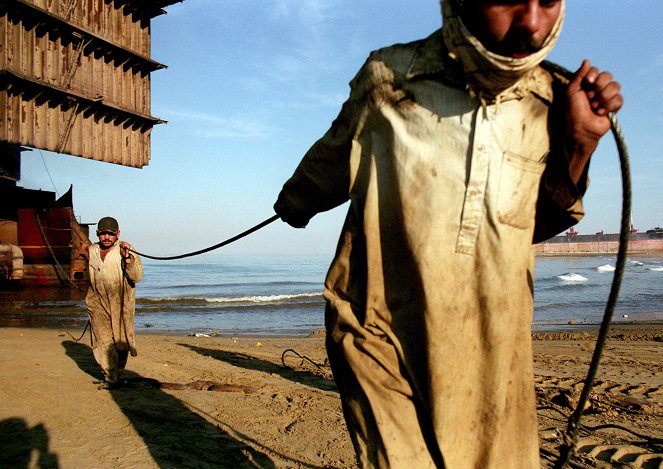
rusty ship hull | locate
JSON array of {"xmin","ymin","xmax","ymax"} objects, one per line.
[{"xmin": 0, "ymin": 185, "xmax": 90, "ymax": 289}]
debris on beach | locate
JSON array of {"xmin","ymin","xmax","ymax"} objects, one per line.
[{"xmin": 121, "ymin": 377, "xmax": 258, "ymax": 393}]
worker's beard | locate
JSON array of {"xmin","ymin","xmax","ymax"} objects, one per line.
[{"xmin": 440, "ymin": 0, "xmax": 565, "ymax": 100}]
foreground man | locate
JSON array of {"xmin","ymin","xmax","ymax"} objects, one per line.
[
  {"xmin": 86, "ymin": 216, "xmax": 143, "ymax": 390},
  {"xmin": 274, "ymin": 0, "xmax": 622, "ymax": 467}
]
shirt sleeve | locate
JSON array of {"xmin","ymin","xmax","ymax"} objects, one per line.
[
  {"xmin": 533, "ymin": 78, "xmax": 589, "ymax": 243},
  {"xmin": 273, "ymin": 61, "xmax": 372, "ymax": 228}
]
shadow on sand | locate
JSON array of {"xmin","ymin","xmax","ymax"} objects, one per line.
[
  {"xmin": 180, "ymin": 344, "xmax": 337, "ymax": 393},
  {"xmin": 0, "ymin": 417, "xmax": 60, "ymax": 468},
  {"xmin": 61, "ymin": 340, "xmax": 280, "ymax": 468}
]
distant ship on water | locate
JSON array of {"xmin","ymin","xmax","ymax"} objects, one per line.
[{"xmin": 535, "ymin": 225, "xmax": 663, "ymax": 256}]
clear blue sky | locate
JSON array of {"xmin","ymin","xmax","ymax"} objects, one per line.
[{"xmin": 19, "ymin": 1, "xmax": 663, "ymax": 258}]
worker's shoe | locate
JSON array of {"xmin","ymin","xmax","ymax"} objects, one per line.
[{"xmin": 97, "ymin": 380, "xmax": 118, "ymax": 390}]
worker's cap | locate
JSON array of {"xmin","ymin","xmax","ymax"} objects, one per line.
[{"xmin": 97, "ymin": 216, "xmax": 119, "ymax": 234}]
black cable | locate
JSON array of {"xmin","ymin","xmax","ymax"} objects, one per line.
[
  {"xmin": 281, "ymin": 348, "xmax": 330, "ymax": 371},
  {"xmin": 128, "ymin": 214, "xmax": 280, "ymax": 261},
  {"xmin": 66, "ymin": 320, "xmax": 90, "ymax": 343},
  {"xmin": 555, "ymin": 115, "xmax": 631, "ymax": 469},
  {"xmin": 541, "ymin": 62, "xmax": 632, "ymax": 469},
  {"xmin": 538, "ymin": 408, "xmax": 662, "ymax": 446},
  {"xmin": 582, "ymin": 423, "xmax": 662, "ymax": 445}
]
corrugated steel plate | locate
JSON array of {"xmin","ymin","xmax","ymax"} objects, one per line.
[{"xmin": 0, "ymin": 0, "xmax": 175, "ymax": 168}]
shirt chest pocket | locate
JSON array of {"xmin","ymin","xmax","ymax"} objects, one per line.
[{"xmin": 497, "ymin": 150, "xmax": 547, "ymax": 229}]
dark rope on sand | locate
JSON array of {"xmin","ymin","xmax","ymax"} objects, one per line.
[
  {"xmin": 542, "ymin": 61, "xmax": 632, "ymax": 469},
  {"xmin": 538, "ymin": 408, "xmax": 662, "ymax": 446},
  {"xmin": 127, "ymin": 214, "xmax": 280, "ymax": 261},
  {"xmin": 582, "ymin": 424, "xmax": 663, "ymax": 445},
  {"xmin": 281, "ymin": 349, "xmax": 330, "ymax": 371}
]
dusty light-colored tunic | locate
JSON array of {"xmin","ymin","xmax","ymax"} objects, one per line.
[
  {"xmin": 86, "ymin": 240, "xmax": 143, "ymax": 380},
  {"xmin": 275, "ymin": 31, "xmax": 586, "ymax": 468}
]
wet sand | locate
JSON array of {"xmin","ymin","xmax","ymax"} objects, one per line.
[{"xmin": 0, "ymin": 324, "xmax": 661, "ymax": 468}]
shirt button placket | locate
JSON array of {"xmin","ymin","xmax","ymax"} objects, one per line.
[{"xmin": 455, "ymin": 111, "xmax": 491, "ymax": 255}]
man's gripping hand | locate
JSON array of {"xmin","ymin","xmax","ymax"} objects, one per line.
[
  {"xmin": 119, "ymin": 242, "xmax": 132, "ymax": 260},
  {"xmin": 564, "ymin": 59, "xmax": 623, "ymax": 183}
]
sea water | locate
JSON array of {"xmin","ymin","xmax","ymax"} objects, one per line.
[
  {"xmin": 532, "ymin": 255, "xmax": 663, "ymax": 327},
  {"xmin": 1, "ymin": 254, "xmax": 661, "ymax": 335},
  {"xmin": 136, "ymin": 254, "xmax": 329, "ymax": 335}
]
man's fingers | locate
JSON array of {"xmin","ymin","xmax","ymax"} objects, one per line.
[
  {"xmin": 593, "ymin": 70, "xmax": 614, "ymax": 90},
  {"xmin": 569, "ymin": 59, "xmax": 591, "ymax": 90},
  {"xmin": 589, "ymin": 73, "xmax": 622, "ymax": 114},
  {"xmin": 570, "ymin": 60, "xmax": 623, "ymax": 116}
]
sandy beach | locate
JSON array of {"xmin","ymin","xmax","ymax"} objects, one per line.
[{"xmin": 0, "ymin": 324, "xmax": 661, "ymax": 468}]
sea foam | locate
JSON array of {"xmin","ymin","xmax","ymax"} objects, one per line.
[
  {"xmin": 557, "ymin": 273, "xmax": 588, "ymax": 282},
  {"xmin": 205, "ymin": 292, "xmax": 321, "ymax": 303}
]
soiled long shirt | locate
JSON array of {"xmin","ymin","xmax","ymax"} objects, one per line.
[
  {"xmin": 86, "ymin": 241, "xmax": 143, "ymax": 355},
  {"xmin": 275, "ymin": 30, "xmax": 586, "ymax": 468}
]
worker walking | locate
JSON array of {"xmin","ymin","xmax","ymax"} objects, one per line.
[{"xmin": 85, "ymin": 216, "xmax": 143, "ymax": 390}]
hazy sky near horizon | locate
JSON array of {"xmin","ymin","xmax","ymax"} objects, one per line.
[{"xmin": 19, "ymin": 1, "xmax": 663, "ymax": 258}]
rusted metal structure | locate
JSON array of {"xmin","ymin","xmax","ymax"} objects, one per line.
[
  {"xmin": 1, "ymin": 0, "xmax": 181, "ymax": 167},
  {"xmin": 0, "ymin": 0, "xmax": 181, "ymax": 287}
]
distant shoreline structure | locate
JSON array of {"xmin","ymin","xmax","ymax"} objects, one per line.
[{"xmin": 535, "ymin": 226, "xmax": 663, "ymax": 256}]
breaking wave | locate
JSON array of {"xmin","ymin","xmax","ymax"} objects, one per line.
[
  {"xmin": 205, "ymin": 293, "xmax": 321, "ymax": 303},
  {"xmin": 140, "ymin": 292, "xmax": 321, "ymax": 304},
  {"xmin": 556, "ymin": 273, "xmax": 588, "ymax": 282}
]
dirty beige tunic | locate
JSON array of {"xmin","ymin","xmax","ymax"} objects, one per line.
[
  {"xmin": 275, "ymin": 31, "xmax": 586, "ymax": 469},
  {"xmin": 86, "ymin": 241, "xmax": 143, "ymax": 379}
]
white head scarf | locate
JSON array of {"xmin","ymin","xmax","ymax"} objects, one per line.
[{"xmin": 441, "ymin": 0, "xmax": 565, "ymax": 100}]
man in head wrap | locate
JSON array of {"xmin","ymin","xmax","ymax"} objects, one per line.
[
  {"xmin": 86, "ymin": 216, "xmax": 143, "ymax": 390},
  {"xmin": 274, "ymin": 1, "xmax": 622, "ymax": 467}
]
